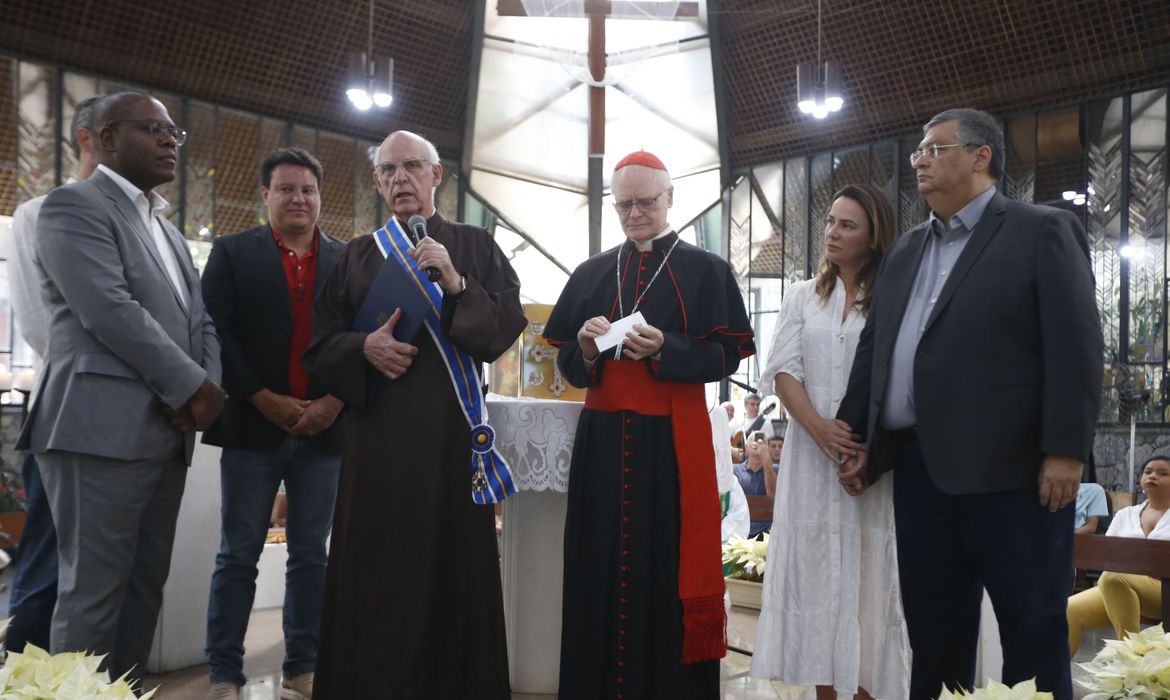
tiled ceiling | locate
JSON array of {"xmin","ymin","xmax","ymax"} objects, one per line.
[
  {"xmin": 2, "ymin": 0, "xmax": 1169, "ymax": 171},
  {"xmin": 717, "ymin": 0, "xmax": 1170, "ymax": 167},
  {"xmin": 0, "ymin": 0, "xmax": 474, "ymax": 161}
]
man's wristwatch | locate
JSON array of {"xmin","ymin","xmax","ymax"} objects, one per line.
[{"xmin": 450, "ymin": 274, "xmax": 467, "ymax": 298}]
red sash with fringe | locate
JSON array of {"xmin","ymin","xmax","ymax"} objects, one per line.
[{"xmin": 585, "ymin": 360, "xmax": 727, "ymax": 663}]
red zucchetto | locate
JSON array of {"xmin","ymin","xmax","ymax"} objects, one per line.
[{"xmin": 614, "ymin": 150, "xmax": 667, "ymax": 172}]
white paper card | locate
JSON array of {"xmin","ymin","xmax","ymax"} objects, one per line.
[{"xmin": 595, "ymin": 312, "xmax": 647, "ymax": 352}]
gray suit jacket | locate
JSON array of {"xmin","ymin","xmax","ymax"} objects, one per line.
[{"xmin": 17, "ymin": 170, "xmax": 222, "ymax": 465}]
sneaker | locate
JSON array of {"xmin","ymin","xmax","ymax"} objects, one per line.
[
  {"xmin": 205, "ymin": 682, "xmax": 240, "ymax": 700},
  {"xmin": 280, "ymin": 672, "xmax": 314, "ymax": 700}
]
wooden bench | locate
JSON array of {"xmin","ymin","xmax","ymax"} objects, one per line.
[
  {"xmin": 1073, "ymin": 533, "xmax": 1170, "ymax": 621},
  {"xmin": 745, "ymin": 495, "xmax": 774, "ymax": 522}
]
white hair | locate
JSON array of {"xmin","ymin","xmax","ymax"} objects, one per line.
[
  {"xmin": 612, "ymin": 164, "xmax": 672, "ymax": 193},
  {"xmin": 378, "ymin": 130, "xmax": 440, "ymax": 163}
]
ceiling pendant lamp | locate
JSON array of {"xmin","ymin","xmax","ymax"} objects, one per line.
[
  {"xmin": 346, "ymin": 0, "xmax": 394, "ymax": 111},
  {"xmin": 796, "ymin": 0, "xmax": 844, "ymax": 119}
]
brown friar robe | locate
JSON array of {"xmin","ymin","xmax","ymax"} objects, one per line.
[{"xmin": 302, "ymin": 212, "xmax": 525, "ymax": 699}]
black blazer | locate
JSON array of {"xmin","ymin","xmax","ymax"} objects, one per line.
[
  {"xmin": 200, "ymin": 224, "xmax": 345, "ymax": 451},
  {"xmin": 837, "ymin": 191, "xmax": 1103, "ymax": 495}
]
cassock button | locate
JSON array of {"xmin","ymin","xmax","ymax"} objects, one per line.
[
  {"xmin": 623, "ymin": 516, "xmax": 630, "ymax": 524},
  {"xmin": 623, "ymin": 483, "xmax": 631, "ymax": 490},
  {"xmin": 618, "ymin": 660, "xmax": 625, "ymax": 667},
  {"xmin": 623, "ymin": 499, "xmax": 631, "ymax": 506},
  {"xmin": 624, "ymin": 434, "xmax": 631, "ymax": 440},
  {"xmin": 622, "ymin": 549, "xmax": 630, "ymax": 556},
  {"xmin": 624, "ymin": 451, "xmax": 632, "ymax": 457},
  {"xmin": 621, "ymin": 565, "xmax": 629, "ymax": 572},
  {"xmin": 622, "ymin": 533, "xmax": 630, "ymax": 539},
  {"xmin": 624, "ymin": 467, "xmax": 632, "ymax": 474}
]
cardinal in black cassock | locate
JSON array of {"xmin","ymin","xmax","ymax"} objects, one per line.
[{"xmin": 544, "ymin": 150, "xmax": 754, "ymax": 700}]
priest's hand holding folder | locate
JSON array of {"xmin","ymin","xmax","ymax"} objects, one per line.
[{"xmin": 362, "ymin": 308, "xmax": 419, "ymax": 380}]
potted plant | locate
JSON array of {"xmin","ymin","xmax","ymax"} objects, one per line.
[
  {"xmin": 935, "ymin": 678, "xmax": 1051, "ymax": 699},
  {"xmin": 0, "ymin": 620, "xmax": 155, "ymax": 698},
  {"xmin": 721, "ymin": 535, "xmax": 767, "ymax": 609},
  {"xmin": 1076, "ymin": 623, "xmax": 1170, "ymax": 699}
]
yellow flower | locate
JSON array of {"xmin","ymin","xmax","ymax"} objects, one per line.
[
  {"xmin": 1077, "ymin": 625, "xmax": 1170, "ymax": 698},
  {"xmin": 721, "ymin": 534, "xmax": 769, "ymax": 582},
  {"xmin": 0, "ymin": 626, "xmax": 156, "ymax": 699},
  {"xmin": 936, "ymin": 678, "xmax": 1052, "ymax": 700}
]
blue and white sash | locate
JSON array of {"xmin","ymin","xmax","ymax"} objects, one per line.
[{"xmin": 372, "ymin": 217, "xmax": 517, "ymax": 504}]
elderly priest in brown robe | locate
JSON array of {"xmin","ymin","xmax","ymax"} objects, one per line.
[
  {"xmin": 543, "ymin": 151, "xmax": 755, "ymax": 699},
  {"xmin": 302, "ymin": 130, "xmax": 525, "ymax": 699}
]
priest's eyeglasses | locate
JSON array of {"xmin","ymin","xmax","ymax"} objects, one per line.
[
  {"xmin": 106, "ymin": 119, "xmax": 187, "ymax": 146},
  {"xmin": 909, "ymin": 143, "xmax": 978, "ymax": 165},
  {"xmin": 614, "ymin": 189, "xmax": 668, "ymax": 214},
  {"xmin": 374, "ymin": 158, "xmax": 432, "ymax": 179}
]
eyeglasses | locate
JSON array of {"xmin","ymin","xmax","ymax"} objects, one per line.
[
  {"xmin": 909, "ymin": 142, "xmax": 978, "ymax": 165},
  {"xmin": 374, "ymin": 158, "xmax": 433, "ymax": 178},
  {"xmin": 105, "ymin": 119, "xmax": 187, "ymax": 146},
  {"xmin": 614, "ymin": 189, "xmax": 668, "ymax": 214}
]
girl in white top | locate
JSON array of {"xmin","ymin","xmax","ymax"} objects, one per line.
[
  {"xmin": 1066, "ymin": 455, "xmax": 1170, "ymax": 654},
  {"xmin": 752, "ymin": 184, "xmax": 910, "ymax": 700}
]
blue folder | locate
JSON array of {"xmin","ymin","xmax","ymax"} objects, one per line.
[{"xmin": 352, "ymin": 257, "xmax": 433, "ymax": 344}]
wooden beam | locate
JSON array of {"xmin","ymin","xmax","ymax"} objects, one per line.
[
  {"xmin": 497, "ymin": 0, "xmax": 699, "ymax": 19},
  {"xmin": 1074, "ymin": 533, "xmax": 1170, "ymax": 619}
]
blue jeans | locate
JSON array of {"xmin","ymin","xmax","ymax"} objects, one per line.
[
  {"xmin": 6, "ymin": 453, "xmax": 58, "ymax": 652},
  {"xmin": 205, "ymin": 438, "xmax": 341, "ymax": 686}
]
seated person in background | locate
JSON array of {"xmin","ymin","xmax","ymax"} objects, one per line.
[
  {"xmin": 1075, "ymin": 481, "xmax": 1109, "ymax": 535},
  {"xmin": 768, "ymin": 434, "xmax": 784, "ymax": 471},
  {"xmin": 1066, "ymin": 455, "xmax": 1170, "ymax": 656},
  {"xmin": 733, "ymin": 432, "xmax": 779, "ymax": 537}
]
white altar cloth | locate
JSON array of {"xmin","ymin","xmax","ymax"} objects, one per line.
[{"xmin": 488, "ymin": 396, "xmax": 581, "ymax": 693}]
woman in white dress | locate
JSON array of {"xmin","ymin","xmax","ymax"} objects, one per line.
[{"xmin": 751, "ymin": 183, "xmax": 910, "ymax": 700}]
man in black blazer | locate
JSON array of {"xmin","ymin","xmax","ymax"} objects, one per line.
[
  {"xmin": 837, "ymin": 108, "xmax": 1102, "ymax": 699},
  {"xmin": 199, "ymin": 148, "xmax": 345, "ymax": 700}
]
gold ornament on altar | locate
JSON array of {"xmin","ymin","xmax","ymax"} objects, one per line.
[{"xmin": 489, "ymin": 303, "xmax": 586, "ymax": 401}]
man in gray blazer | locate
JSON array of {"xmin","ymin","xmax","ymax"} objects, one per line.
[{"xmin": 16, "ymin": 91, "xmax": 226, "ymax": 681}]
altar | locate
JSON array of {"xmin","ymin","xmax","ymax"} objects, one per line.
[{"xmin": 489, "ymin": 395, "xmax": 580, "ymax": 694}]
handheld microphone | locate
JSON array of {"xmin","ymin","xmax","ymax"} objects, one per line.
[
  {"xmin": 727, "ymin": 377, "xmax": 759, "ymax": 395},
  {"xmin": 407, "ymin": 214, "xmax": 443, "ymax": 282}
]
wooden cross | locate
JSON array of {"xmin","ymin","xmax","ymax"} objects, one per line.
[{"xmin": 496, "ymin": 0, "xmax": 700, "ymax": 254}]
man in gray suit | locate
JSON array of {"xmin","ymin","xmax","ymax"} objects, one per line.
[{"xmin": 16, "ymin": 91, "xmax": 227, "ymax": 681}]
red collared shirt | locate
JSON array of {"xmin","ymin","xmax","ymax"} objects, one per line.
[{"xmin": 272, "ymin": 227, "xmax": 319, "ymax": 399}]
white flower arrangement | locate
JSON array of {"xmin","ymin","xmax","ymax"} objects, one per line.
[
  {"xmin": 0, "ymin": 620, "xmax": 155, "ymax": 699},
  {"xmin": 936, "ymin": 678, "xmax": 1052, "ymax": 700},
  {"xmin": 1076, "ymin": 624, "xmax": 1170, "ymax": 700},
  {"xmin": 721, "ymin": 534, "xmax": 768, "ymax": 582}
]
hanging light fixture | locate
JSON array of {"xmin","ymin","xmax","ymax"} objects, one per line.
[
  {"xmin": 796, "ymin": 0, "xmax": 844, "ymax": 119},
  {"xmin": 346, "ymin": 0, "xmax": 394, "ymax": 111}
]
